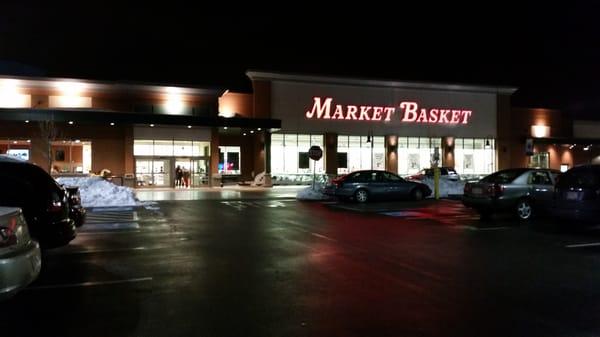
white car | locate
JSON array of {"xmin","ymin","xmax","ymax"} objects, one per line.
[{"xmin": 0, "ymin": 207, "xmax": 42, "ymax": 299}]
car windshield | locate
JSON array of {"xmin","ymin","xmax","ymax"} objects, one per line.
[{"xmin": 480, "ymin": 169, "xmax": 528, "ymax": 184}]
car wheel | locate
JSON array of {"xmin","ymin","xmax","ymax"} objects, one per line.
[
  {"xmin": 354, "ymin": 189, "xmax": 369, "ymax": 203},
  {"xmin": 516, "ymin": 199, "xmax": 533, "ymax": 220},
  {"xmin": 411, "ymin": 188, "xmax": 424, "ymax": 201}
]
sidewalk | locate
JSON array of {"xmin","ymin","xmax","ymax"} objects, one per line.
[{"xmin": 135, "ymin": 185, "xmax": 306, "ymax": 201}]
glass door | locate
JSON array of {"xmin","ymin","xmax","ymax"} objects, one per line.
[
  {"xmin": 152, "ymin": 159, "xmax": 171, "ymax": 187},
  {"xmin": 175, "ymin": 158, "xmax": 191, "ymax": 188},
  {"xmin": 192, "ymin": 159, "xmax": 209, "ymax": 186}
]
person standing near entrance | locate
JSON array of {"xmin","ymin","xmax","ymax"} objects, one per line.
[
  {"xmin": 175, "ymin": 165, "xmax": 183, "ymax": 187},
  {"xmin": 183, "ymin": 167, "xmax": 191, "ymax": 188}
]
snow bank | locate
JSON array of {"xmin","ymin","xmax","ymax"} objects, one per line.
[
  {"xmin": 296, "ymin": 183, "xmax": 330, "ymax": 201},
  {"xmin": 419, "ymin": 177, "xmax": 465, "ymax": 198},
  {"xmin": 55, "ymin": 176, "xmax": 139, "ymax": 207}
]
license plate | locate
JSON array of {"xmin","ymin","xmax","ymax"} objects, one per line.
[
  {"xmin": 566, "ymin": 192, "xmax": 579, "ymax": 200},
  {"xmin": 472, "ymin": 187, "xmax": 483, "ymax": 195}
]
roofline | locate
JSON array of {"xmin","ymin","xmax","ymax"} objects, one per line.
[
  {"xmin": 246, "ymin": 70, "xmax": 518, "ymax": 95},
  {"xmin": 0, "ymin": 74, "xmax": 226, "ymax": 96}
]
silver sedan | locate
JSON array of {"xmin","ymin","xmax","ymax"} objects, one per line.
[{"xmin": 0, "ymin": 207, "xmax": 42, "ymax": 300}]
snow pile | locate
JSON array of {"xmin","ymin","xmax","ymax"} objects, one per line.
[
  {"xmin": 296, "ymin": 183, "xmax": 330, "ymax": 201},
  {"xmin": 419, "ymin": 177, "xmax": 466, "ymax": 198},
  {"xmin": 55, "ymin": 176, "xmax": 139, "ymax": 207}
]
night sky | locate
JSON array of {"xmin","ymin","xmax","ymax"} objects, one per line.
[{"xmin": 1, "ymin": 3, "xmax": 599, "ymax": 118}]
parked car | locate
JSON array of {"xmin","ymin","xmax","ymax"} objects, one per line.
[
  {"xmin": 323, "ymin": 170, "xmax": 432, "ymax": 202},
  {"xmin": 550, "ymin": 164, "xmax": 600, "ymax": 223},
  {"xmin": 62, "ymin": 185, "xmax": 86, "ymax": 228},
  {"xmin": 0, "ymin": 156, "xmax": 76, "ymax": 248},
  {"xmin": 463, "ymin": 168, "xmax": 561, "ymax": 220},
  {"xmin": 408, "ymin": 167, "xmax": 460, "ymax": 181},
  {"xmin": 0, "ymin": 207, "xmax": 42, "ymax": 300}
]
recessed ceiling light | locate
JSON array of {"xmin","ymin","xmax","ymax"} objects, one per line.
[
  {"xmin": 250, "ymin": 130, "xmax": 254, "ymax": 134},
  {"xmin": 110, "ymin": 122, "xmax": 115, "ymax": 126},
  {"xmin": 187, "ymin": 125, "xmax": 192, "ymax": 129},
  {"xmin": 75, "ymin": 139, "xmax": 81, "ymax": 143},
  {"xmin": 12, "ymin": 141, "xmax": 17, "ymax": 144},
  {"xmin": 68, "ymin": 121, "xmax": 74, "ymax": 125},
  {"xmin": 223, "ymin": 127, "xmax": 228, "ymax": 130},
  {"xmin": 257, "ymin": 128, "xmax": 261, "ymax": 131},
  {"xmin": 25, "ymin": 120, "xmax": 29, "ymax": 123},
  {"xmin": 150, "ymin": 124, "xmax": 155, "ymax": 127},
  {"xmin": 243, "ymin": 133, "xmax": 247, "ymax": 136},
  {"xmin": 26, "ymin": 139, "xmax": 31, "ymax": 143}
]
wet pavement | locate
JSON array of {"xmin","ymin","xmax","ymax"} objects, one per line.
[{"xmin": 2, "ymin": 198, "xmax": 600, "ymax": 336}]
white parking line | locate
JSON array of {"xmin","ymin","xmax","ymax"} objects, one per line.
[
  {"xmin": 27, "ymin": 277, "xmax": 153, "ymax": 290},
  {"xmin": 566, "ymin": 242, "xmax": 600, "ymax": 248}
]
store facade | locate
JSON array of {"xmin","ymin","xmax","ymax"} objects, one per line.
[
  {"xmin": 245, "ymin": 72, "xmax": 515, "ymax": 181},
  {"xmin": 0, "ymin": 76, "xmax": 280, "ymax": 187}
]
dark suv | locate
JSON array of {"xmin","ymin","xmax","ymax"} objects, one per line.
[
  {"xmin": 551, "ymin": 164, "xmax": 600, "ymax": 223},
  {"xmin": 0, "ymin": 156, "xmax": 76, "ymax": 248}
]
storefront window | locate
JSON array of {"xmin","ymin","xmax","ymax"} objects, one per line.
[
  {"xmin": 219, "ymin": 146, "xmax": 241, "ymax": 175},
  {"xmin": 530, "ymin": 152, "xmax": 549, "ymax": 168},
  {"xmin": 270, "ymin": 133, "xmax": 324, "ymax": 178},
  {"xmin": 154, "ymin": 140, "xmax": 173, "ymax": 156},
  {"xmin": 455, "ymin": 138, "xmax": 496, "ymax": 177},
  {"xmin": 133, "ymin": 140, "xmax": 154, "ymax": 156},
  {"xmin": 337, "ymin": 135, "xmax": 385, "ymax": 174},
  {"xmin": 173, "ymin": 141, "xmax": 193, "ymax": 156},
  {"xmin": 192, "ymin": 141, "xmax": 210, "ymax": 157},
  {"xmin": 397, "ymin": 137, "xmax": 441, "ymax": 176}
]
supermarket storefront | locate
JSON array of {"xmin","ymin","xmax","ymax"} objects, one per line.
[{"xmin": 246, "ymin": 71, "xmax": 513, "ymax": 180}]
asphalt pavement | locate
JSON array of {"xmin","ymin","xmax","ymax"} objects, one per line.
[{"xmin": 2, "ymin": 198, "xmax": 600, "ymax": 337}]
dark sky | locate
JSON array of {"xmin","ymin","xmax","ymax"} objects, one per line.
[{"xmin": 1, "ymin": 3, "xmax": 600, "ymax": 117}]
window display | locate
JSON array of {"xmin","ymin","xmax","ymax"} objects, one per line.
[
  {"xmin": 271, "ymin": 134, "xmax": 324, "ymax": 175},
  {"xmin": 337, "ymin": 135, "xmax": 385, "ymax": 174},
  {"xmin": 398, "ymin": 137, "xmax": 441, "ymax": 176},
  {"xmin": 455, "ymin": 138, "xmax": 496, "ymax": 176}
]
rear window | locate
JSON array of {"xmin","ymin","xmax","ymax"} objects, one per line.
[
  {"xmin": 480, "ymin": 169, "xmax": 528, "ymax": 184},
  {"xmin": 558, "ymin": 167, "xmax": 600, "ymax": 188}
]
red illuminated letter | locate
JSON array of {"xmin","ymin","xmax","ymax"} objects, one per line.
[
  {"xmin": 384, "ymin": 107, "xmax": 395, "ymax": 121},
  {"xmin": 305, "ymin": 97, "xmax": 332, "ymax": 119},
  {"xmin": 331, "ymin": 105, "xmax": 345, "ymax": 119},
  {"xmin": 345, "ymin": 105, "xmax": 358, "ymax": 120},
  {"xmin": 450, "ymin": 110, "xmax": 461, "ymax": 123},
  {"xmin": 461, "ymin": 110, "xmax": 472, "ymax": 124},
  {"xmin": 439, "ymin": 109, "xmax": 450, "ymax": 123},
  {"xmin": 358, "ymin": 106, "xmax": 372, "ymax": 121},
  {"xmin": 417, "ymin": 109, "xmax": 429, "ymax": 123},
  {"xmin": 428, "ymin": 109, "xmax": 439, "ymax": 123},
  {"xmin": 400, "ymin": 102, "xmax": 418, "ymax": 122},
  {"xmin": 372, "ymin": 107, "xmax": 383, "ymax": 121}
]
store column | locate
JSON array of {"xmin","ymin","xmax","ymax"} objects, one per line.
[
  {"xmin": 325, "ymin": 133, "xmax": 337, "ymax": 177},
  {"xmin": 442, "ymin": 136, "xmax": 455, "ymax": 168},
  {"xmin": 263, "ymin": 130, "xmax": 272, "ymax": 187},
  {"xmin": 209, "ymin": 127, "xmax": 220, "ymax": 187},
  {"xmin": 386, "ymin": 135, "xmax": 398, "ymax": 173}
]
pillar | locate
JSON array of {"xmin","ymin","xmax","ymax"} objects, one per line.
[
  {"xmin": 324, "ymin": 132, "xmax": 337, "ymax": 176},
  {"xmin": 442, "ymin": 136, "xmax": 455, "ymax": 168},
  {"xmin": 385, "ymin": 135, "xmax": 398, "ymax": 173},
  {"xmin": 209, "ymin": 127, "xmax": 220, "ymax": 187},
  {"xmin": 263, "ymin": 131, "xmax": 272, "ymax": 187}
]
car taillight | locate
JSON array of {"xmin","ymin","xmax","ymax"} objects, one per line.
[
  {"xmin": 0, "ymin": 214, "xmax": 29, "ymax": 249},
  {"xmin": 49, "ymin": 200, "xmax": 63, "ymax": 213},
  {"xmin": 488, "ymin": 184, "xmax": 505, "ymax": 197}
]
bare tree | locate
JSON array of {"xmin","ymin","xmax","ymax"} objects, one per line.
[{"xmin": 38, "ymin": 120, "xmax": 60, "ymax": 173}]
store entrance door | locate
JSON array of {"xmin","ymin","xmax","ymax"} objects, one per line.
[{"xmin": 174, "ymin": 158, "xmax": 209, "ymax": 187}]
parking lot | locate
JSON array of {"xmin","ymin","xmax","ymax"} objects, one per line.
[{"xmin": 2, "ymin": 197, "xmax": 600, "ymax": 337}]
